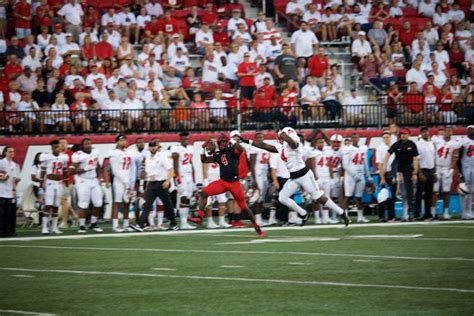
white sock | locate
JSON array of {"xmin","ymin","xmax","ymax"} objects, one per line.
[
  {"xmin": 179, "ymin": 208, "xmax": 188, "ymax": 225},
  {"xmin": 42, "ymin": 216, "xmax": 49, "ymax": 231},
  {"xmin": 357, "ymin": 210, "xmax": 364, "ymax": 221},
  {"xmin": 79, "ymin": 218, "xmax": 86, "ymax": 227},
  {"xmin": 269, "ymin": 210, "xmax": 276, "ymax": 221},
  {"xmin": 91, "ymin": 216, "xmax": 98, "ymax": 224},
  {"xmin": 324, "ymin": 198, "xmax": 344, "ymax": 215},
  {"xmin": 444, "ymin": 208, "xmax": 449, "ymax": 215},
  {"xmin": 313, "ymin": 210, "xmax": 321, "ymax": 220},
  {"xmin": 207, "ymin": 217, "xmax": 216, "ymax": 225},
  {"xmin": 51, "ymin": 217, "xmax": 58, "ymax": 231},
  {"xmin": 289, "ymin": 211, "xmax": 297, "ymax": 221},
  {"xmin": 123, "ymin": 219, "xmax": 129, "ymax": 228},
  {"xmin": 113, "ymin": 219, "xmax": 119, "ymax": 228},
  {"xmin": 430, "ymin": 207, "xmax": 436, "ymax": 217},
  {"xmin": 256, "ymin": 213, "xmax": 263, "ymax": 222},
  {"xmin": 218, "ymin": 215, "xmax": 227, "ymax": 225},
  {"xmin": 157, "ymin": 211, "xmax": 164, "ymax": 226},
  {"xmin": 322, "ymin": 210, "xmax": 330, "ymax": 222},
  {"xmin": 148, "ymin": 210, "xmax": 156, "ymax": 226}
]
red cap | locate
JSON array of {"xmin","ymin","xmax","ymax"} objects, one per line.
[
  {"xmin": 400, "ymin": 128, "xmax": 410, "ymax": 135},
  {"xmin": 54, "ymin": 23, "xmax": 62, "ymax": 29}
]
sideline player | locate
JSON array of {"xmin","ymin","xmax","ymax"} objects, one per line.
[
  {"xmin": 202, "ymin": 137, "xmax": 232, "ymax": 229},
  {"xmin": 249, "ymin": 132, "xmax": 271, "ymax": 226},
  {"xmin": 70, "ymin": 138, "xmax": 104, "ymax": 233},
  {"xmin": 171, "ymin": 132, "xmax": 196, "ymax": 230},
  {"xmin": 341, "ymin": 133, "xmax": 372, "ymax": 223},
  {"xmin": 40, "ymin": 140, "xmax": 69, "ymax": 235},
  {"xmin": 432, "ymin": 127, "xmax": 461, "ymax": 219},
  {"xmin": 239, "ymin": 127, "xmax": 349, "ymax": 226},
  {"xmin": 459, "ymin": 126, "xmax": 474, "ymax": 219},
  {"xmin": 105, "ymin": 134, "xmax": 136, "ymax": 232},
  {"xmin": 199, "ymin": 134, "xmax": 266, "ymax": 237}
]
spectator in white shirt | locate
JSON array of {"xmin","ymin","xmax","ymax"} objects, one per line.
[
  {"xmin": 455, "ymin": 21, "xmax": 472, "ymax": 51},
  {"xmin": 301, "ymin": 76, "xmax": 323, "ymax": 120},
  {"xmin": 120, "ymin": 57, "xmax": 138, "ymax": 80},
  {"xmin": 343, "ymin": 88, "xmax": 365, "ymax": 125},
  {"xmin": 433, "ymin": 41, "xmax": 450, "ymax": 67},
  {"xmin": 21, "ymin": 47, "xmax": 42, "ymax": 71},
  {"xmin": 195, "ymin": 24, "xmax": 214, "ymax": 54},
  {"xmin": 351, "ymin": 31, "xmax": 372, "ymax": 65},
  {"xmin": 169, "ymin": 48, "xmax": 190, "ymax": 76},
  {"xmin": 118, "ymin": 5, "xmax": 137, "ymax": 42},
  {"xmin": 232, "ymin": 24, "xmax": 253, "ymax": 46},
  {"xmin": 290, "ymin": 21, "xmax": 319, "ymax": 58},
  {"xmin": 286, "ymin": 0, "xmax": 305, "ymax": 30},
  {"xmin": 202, "ymin": 54, "xmax": 222, "ymax": 84},
  {"xmin": 418, "ymin": 0, "xmax": 435, "ymax": 17},
  {"xmin": 406, "ymin": 61, "xmax": 428, "ymax": 90},
  {"xmin": 145, "ymin": 0, "xmax": 163, "ymax": 18},
  {"xmin": 103, "ymin": 90, "xmax": 123, "ymax": 131},
  {"xmin": 227, "ymin": 10, "xmax": 247, "ymax": 35},
  {"xmin": 123, "ymin": 89, "xmax": 144, "ymax": 129},
  {"xmin": 423, "ymin": 22, "xmax": 439, "ymax": 49},
  {"xmin": 90, "ymin": 78, "xmax": 109, "ymax": 107},
  {"xmin": 448, "ymin": 3, "xmax": 466, "ymax": 23},
  {"xmin": 57, "ymin": 0, "xmax": 83, "ymax": 41},
  {"xmin": 101, "ymin": 8, "xmax": 120, "ymax": 27},
  {"xmin": 86, "ymin": 64, "xmax": 107, "ymax": 87},
  {"xmin": 430, "ymin": 62, "xmax": 447, "ymax": 89},
  {"xmin": 59, "ymin": 34, "xmax": 80, "ymax": 57},
  {"xmin": 136, "ymin": 7, "xmax": 151, "ymax": 44},
  {"xmin": 433, "ymin": 4, "xmax": 449, "ymax": 27},
  {"xmin": 255, "ymin": 64, "xmax": 274, "ymax": 88},
  {"xmin": 209, "ymin": 89, "xmax": 227, "ymax": 126}
]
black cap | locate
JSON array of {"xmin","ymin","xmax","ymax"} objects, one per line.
[
  {"xmin": 179, "ymin": 131, "xmax": 189, "ymax": 137},
  {"xmin": 149, "ymin": 141, "xmax": 158, "ymax": 147},
  {"xmin": 115, "ymin": 134, "xmax": 126, "ymax": 142}
]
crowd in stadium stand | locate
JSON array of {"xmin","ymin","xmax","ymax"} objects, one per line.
[{"xmin": 0, "ymin": 0, "xmax": 472, "ymax": 133}]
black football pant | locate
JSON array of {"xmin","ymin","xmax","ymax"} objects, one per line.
[
  {"xmin": 139, "ymin": 181, "xmax": 176, "ymax": 227},
  {"xmin": 0, "ymin": 198, "xmax": 16, "ymax": 237},
  {"xmin": 414, "ymin": 168, "xmax": 435, "ymax": 218}
]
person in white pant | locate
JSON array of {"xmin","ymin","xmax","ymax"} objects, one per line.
[
  {"xmin": 308, "ymin": 136, "xmax": 338, "ymax": 224},
  {"xmin": 105, "ymin": 134, "xmax": 137, "ymax": 232},
  {"xmin": 341, "ymin": 133, "xmax": 372, "ymax": 223},
  {"xmin": 459, "ymin": 126, "xmax": 474, "ymax": 219},
  {"xmin": 432, "ymin": 127, "xmax": 461, "ymax": 219},
  {"xmin": 237, "ymin": 127, "xmax": 349, "ymax": 226},
  {"xmin": 249, "ymin": 132, "xmax": 272, "ymax": 226},
  {"xmin": 171, "ymin": 131, "xmax": 196, "ymax": 230},
  {"xmin": 70, "ymin": 138, "xmax": 104, "ymax": 234},
  {"xmin": 202, "ymin": 138, "xmax": 232, "ymax": 229},
  {"xmin": 40, "ymin": 140, "xmax": 69, "ymax": 235}
]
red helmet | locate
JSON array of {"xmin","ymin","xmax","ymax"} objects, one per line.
[{"xmin": 217, "ymin": 134, "xmax": 230, "ymax": 150}]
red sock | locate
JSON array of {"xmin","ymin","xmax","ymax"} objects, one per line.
[{"xmin": 198, "ymin": 210, "xmax": 204, "ymax": 219}]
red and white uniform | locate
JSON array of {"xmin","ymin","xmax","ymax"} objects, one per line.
[
  {"xmin": 249, "ymin": 146, "xmax": 270, "ymax": 202},
  {"xmin": 311, "ymin": 147, "xmax": 332, "ymax": 197},
  {"xmin": 40, "ymin": 153, "xmax": 69, "ymax": 207},
  {"xmin": 326, "ymin": 147, "xmax": 343, "ymax": 198},
  {"xmin": 342, "ymin": 144, "xmax": 368, "ymax": 198},
  {"xmin": 171, "ymin": 144, "xmax": 194, "ymax": 199},
  {"xmin": 460, "ymin": 137, "xmax": 474, "ymax": 192},
  {"xmin": 108, "ymin": 148, "xmax": 136, "ymax": 203},
  {"xmin": 433, "ymin": 138, "xmax": 462, "ymax": 193},
  {"xmin": 72, "ymin": 149, "xmax": 103, "ymax": 209},
  {"xmin": 205, "ymin": 162, "xmax": 227, "ymax": 203}
]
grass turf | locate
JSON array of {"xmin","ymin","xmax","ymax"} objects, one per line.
[{"xmin": 0, "ymin": 221, "xmax": 473, "ymax": 315}]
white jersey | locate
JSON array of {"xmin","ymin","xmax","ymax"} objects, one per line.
[
  {"xmin": 460, "ymin": 136, "xmax": 474, "ymax": 168},
  {"xmin": 171, "ymin": 144, "xmax": 194, "ymax": 175},
  {"xmin": 40, "ymin": 153, "xmax": 69, "ymax": 177},
  {"xmin": 277, "ymin": 127, "xmax": 305, "ymax": 173},
  {"xmin": 31, "ymin": 164, "xmax": 41, "ymax": 187},
  {"xmin": 325, "ymin": 147, "xmax": 343, "ymax": 173},
  {"xmin": 249, "ymin": 146, "xmax": 270, "ymax": 174},
  {"xmin": 342, "ymin": 145, "xmax": 368, "ymax": 174},
  {"xmin": 434, "ymin": 138, "xmax": 462, "ymax": 169},
  {"xmin": 376, "ymin": 143, "xmax": 394, "ymax": 172},
  {"xmin": 300, "ymin": 144, "xmax": 314, "ymax": 162},
  {"xmin": 108, "ymin": 148, "xmax": 135, "ymax": 184},
  {"xmin": 133, "ymin": 149, "xmax": 149, "ymax": 180},
  {"xmin": 269, "ymin": 152, "xmax": 290, "ymax": 179},
  {"xmin": 206, "ymin": 161, "xmax": 220, "ymax": 181},
  {"xmin": 71, "ymin": 149, "xmax": 100, "ymax": 180},
  {"xmin": 312, "ymin": 148, "xmax": 331, "ymax": 179}
]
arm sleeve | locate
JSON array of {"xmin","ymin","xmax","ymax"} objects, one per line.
[{"xmin": 387, "ymin": 142, "xmax": 397, "ymax": 155}]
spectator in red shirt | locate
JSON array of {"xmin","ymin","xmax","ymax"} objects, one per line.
[
  {"xmin": 422, "ymin": 74, "xmax": 441, "ymax": 97},
  {"xmin": 237, "ymin": 52, "xmax": 258, "ymax": 100},
  {"xmin": 276, "ymin": 88, "xmax": 298, "ymax": 126},
  {"xmin": 399, "ymin": 21, "xmax": 417, "ymax": 54},
  {"xmin": 252, "ymin": 88, "xmax": 273, "ymax": 122},
  {"xmin": 13, "ymin": 0, "xmax": 32, "ymax": 39},
  {"xmin": 159, "ymin": 11, "xmax": 180, "ymax": 37},
  {"xmin": 403, "ymin": 81, "xmax": 425, "ymax": 124},
  {"xmin": 259, "ymin": 77, "xmax": 276, "ymax": 101},
  {"xmin": 213, "ymin": 22, "xmax": 229, "ymax": 48},
  {"xmin": 96, "ymin": 33, "xmax": 114, "ymax": 60},
  {"xmin": 307, "ymin": 47, "xmax": 329, "ymax": 87},
  {"xmin": 5, "ymin": 55, "xmax": 23, "ymax": 81},
  {"xmin": 201, "ymin": 3, "xmax": 217, "ymax": 25},
  {"xmin": 438, "ymin": 84, "xmax": 457, "ymax": 123},
  {"xmin": 144, "ymin": 15, "xmax": 161, "ymax": 36}
]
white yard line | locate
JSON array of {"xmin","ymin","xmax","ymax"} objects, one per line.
[
  {"xmin": 1, "ymin": 244, "xmax": 473, "ymax": 262},
  {"xmin": 1, "ymin": 221, "xmax": 472, "ymax": 242},
  {"xmin": 151, "ymin": 268, "xmax": 176, "ymax": 271},
  {"xmin": 0, "ymin": 309, "xmax": 57, "ymax": 316},
  {"xmin": 353, "ymin": 259, "xmax": 381, "ymax": 263},
  {"xmin": 11, "ymin": 274, "xmax": 35, "ymax": 278},
  {"xmin": 288, "ymin": 262, "xmax": 313, "ymax": 266},
  {"xmin": 220, "ymin": 265, "xmax": 245, "ymax": 268},
  {"xmin": 1, "ymin": 267, "xmax": 473, "ymax": 294}
]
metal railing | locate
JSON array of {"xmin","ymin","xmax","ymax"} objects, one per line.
[{"xmin": 0, "ymin": 103, "xmax": 468, "ymax": 135}]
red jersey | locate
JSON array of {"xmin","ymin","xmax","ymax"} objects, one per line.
[
  {"xmin": 14, "ymin": 1, "xmax": 31, "ymax": 28},
  {"xmin": 237, "ymin": 62, "xmax": 257, "ymax": 87},
  {"xmin": 238, "ymin": 150, "xmax": 248, "ymax": 179},
  {"xmin": 277, "ymin": 95, "xmax": 296, "ymax": 112},
  {"xmin": 260, "ymin": 85, "xmax": 276, "ymax": 100},
  {"xmin": 213, "ymin": 31, "xmax": 229, "ymax": 47},
  {"xmin": 307, "ymin": 55, "xmax": 329, "ymax": 78},
  {"xmin": 227, "ymin": 97, "xmax": 249, "ymax": 109},
  {"xmin": 82, "ymin": 44, "xmax": 95, "ymax": 60},
  {"xmin": 95, "ymin": 42, "xmax": 114, "ymax": 60},
  {"xmin": 159, "ymin": 18, "xmax": 180, "ymax": 35},
  {"xmin": 439, "ymin": 94, "xmax": 453, "ymax": 111},
  {"xmin": 422, "ymin": 83, "xmax": 441, "ymax": 97},
  {"xmin": 403, "ymin": 93, "xmax": 424, "ymax": 113}
]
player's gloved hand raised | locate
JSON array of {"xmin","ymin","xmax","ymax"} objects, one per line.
[{"xmin": 237, "ymin": 135, "xmax": 252, "ymax": 144}]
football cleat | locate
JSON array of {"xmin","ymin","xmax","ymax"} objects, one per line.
[
  {"xmin": 219, "ymin": 221, "xmax": 232, "ymax": 228},
  {"xmin": 51, "ymin": 229, "xmax": 63, "ymax": 235},
  {"xmin": 340, "ymin": 212, "xmax": 350, "ymax": 227},
  {"xmin": 42, "ymin": 229, "xmax": 49, "ymax": 235},
  {"xmin": 298, "ymin": 212, "xmax": 311, "ymax": 227},
  {"xmin": 113, "ymin": 227, "xmax": 125, "ymax": 233},
  {"xmin": 206, "ymin": 221, "xmax": 220, "ymax": 229},
  {"xmin": 167, "ymin": 225, "xmax": 179, "ymax": 231},
  {"xmin": 124, "ymin": 226, "xmax": 135, "ymax": 232},
  {"xmin": 230, "ymin": 220, "xmax": 247, "ymax": 228},
  {"xmin": 129, "ymin": 224, "xmax": 143, "ymax": 232},
  {"xmin": 78, "ymin": 226, "xmax": 87, "ymax": 234},
  {"xmin": 180, "ymin": 223, "xmax": 196, "ymax": 230},
  {"xmin": 357, "ymin": 217, "xmax": 370, "ymax": 223}
]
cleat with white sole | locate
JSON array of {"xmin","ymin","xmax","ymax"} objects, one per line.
[
  {"xmin": 51, "ymin": 229, "xmax": 63, "ymax": 235},
  {"xmin": 180, "ymin": 223, "xmax": 196, "ymax": 230},
  {"xmin": 219, "ymin": 222, "xmax": 232, "ymax": 228},
  {"xmin": 91, "ymin": 227, "xmax": 104, "ymax": 233},
  {"xmin": 113, "ymin": 227, "xmax": 125, "ymax": 233},
  {"xmin": 124, "ymin": 226, "xmax": 135, "ymax": 232},
  {"xmin": 78, "ymin": 226, "xmax": 87, "ymax": 234},
  {"xmin": 42, "ymin": 229, "xmax": 50, "ymax": 235},
  {"xmin": 206, "ymin": 222, "xmax": 220, "ymax": 229},
  {"xmin": 357, "ymin": 217, "xmax": 370, "ymax": 223}
]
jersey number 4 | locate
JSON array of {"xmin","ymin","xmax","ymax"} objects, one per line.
[
  {"xmin": 468, "ymin": 145, "xmax": 474, "ymax": 157},
  {"xmin": 122, "ymin": 156, "xmax": 132, "ymax": 170},
  {"xmin": 221, "ymin": 155, "xmax": 228, "ymax": 166},
  {"xmin": 437, "ymin": 147, "xmax": 450, "ymax": 159},
  {"xmin": 352, "ymin": 153, "xmax": 365, "ymax": 165}
]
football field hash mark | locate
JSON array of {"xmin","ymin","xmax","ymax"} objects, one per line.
[
  {"xmin": 1, "ymin": 267, "xmax": 473, "ymax": 294},
  {"xmin": 11, "ymin": 274, "xmax": 35, "ymax": 278},
  {"xmin": 0, "ymin": 309, "xmax": 58, "ymax": 316},
  {"xmin": 152, "ymin": 268, "xmax": 176, "ymax": 271},
  {"xmin": 220, "ymin": 265, "xmax": 245, "ymax": 268}
]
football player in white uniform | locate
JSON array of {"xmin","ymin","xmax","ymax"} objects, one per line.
[
  {"xmin": 459, "ymin": 126, "xmax": 474, "ymax": 219},
  {"xmin": 40, "ymin": 140, "xmax": 69, "ymax": 235},
  {"xmin": 341, "ymin": 133, "xmax": 372, "ymax": 223},
  {"xmin": 202, "ymin": 138, "xmax": 232, "ymax": 229},
  {"xmin": 309, "ymin": 136, "xmax": 338, "ymax": 224},
  {"xmin": 432, "ymin": 127, "xmax": 461, "ymax": 219},
  {"xmin": 238, "ymin": 127, "xmax": 349, "ymax": 226},
  {"xmin": 133, "ymin": 137, "xmax": 148, "ymax": 221},
  {"xmin": 249, "ymin": 132, "xmax": 271, "ymax": 226},
  {"xmin": 70, "ymin": 138, "xmax": 104, "ymax": 233},
  {"xmin": 105, "ymin": 134, "xmax": 136, "ymax": 232},
  {"xmin": 171, "ymin": 132, "xmax": 196, "ymax": 230}
]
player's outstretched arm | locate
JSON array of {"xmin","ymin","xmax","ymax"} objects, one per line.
[
  {"xmin": 279, "ymin": 132, "xmax": 298, "ymax": 149},
  {"xmin": 237, "ymin": 135, "xmax": 278, "ymax": 153},
  {"xmin": 201, "ymin": 141, "xmax": 215, "ymax": 163}
]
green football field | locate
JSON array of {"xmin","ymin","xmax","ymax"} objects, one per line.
[{"xmin": 0, "ymin": 220, "xmax": 473, "ymax": 315}]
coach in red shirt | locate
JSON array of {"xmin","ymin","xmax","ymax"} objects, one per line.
[
  {"xmin": 13, "ymin": 0, "xmax": 32, "ymax": 39},
  {"xmin": 307, "ymin": 47, "xmax": 329, "ymax": 86},
  {"xmin": 96, "ymin": 33, "xmax": 114, "ymax": 60},
  {"xmin": 237, "ymin": 52, "xmax": 258, "ymax": 100}
]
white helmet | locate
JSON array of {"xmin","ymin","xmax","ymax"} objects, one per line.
[
  {"xmin": 247, "ymin": 188, "xmax": 260, "ymax": 206},
  {"xmin": 377, "ymin": 188, "xmax": 389, "ymax": 203},
  {"xmin": 330, "ymin": 134, "xmax": 344, "ymax": 142},
  {"xmin": 458, "ymin": 182, "xmax": 470, "ymax": 195}
]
